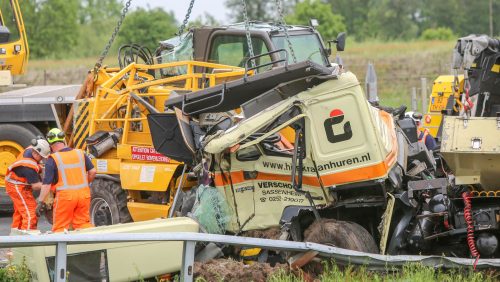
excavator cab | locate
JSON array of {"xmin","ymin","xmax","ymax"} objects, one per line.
[
  {"xmin": 156, "ymin": 22, "xmax": 338, "ymax": 76},
  {"xmin": 0, "ymin": 0, "xmax": 29, "ymax": 82}
]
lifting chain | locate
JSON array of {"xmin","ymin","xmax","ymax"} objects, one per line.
[
  {"xmin": 275, "ymin": 0, "xmax": 297, "ymax": 63},
  {"xmin": 93, "ymin": 0, "xmax": 132, "ymax": 80},
  {"xmin": 241, "ymin": 0, "xmax": 256, "ymax": 68},
  {"xmin": 178, "ymin": 0, "xmax": 196, "ymax": 37}
]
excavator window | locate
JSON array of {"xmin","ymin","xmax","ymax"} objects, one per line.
[
  {"xmin": 208, "ymin": 35, "xmax": 272, "ymax": 71},
  {"xmin": 271, "ymin": 33, "xmax": 327, "ymax": 66},
  {"xmin": 0, "ymin": 0, "xmax": 20, "ymax": 43},
  {"xmin": 157, "ymin": 32, "xmax": 194, "ymax": 77}
]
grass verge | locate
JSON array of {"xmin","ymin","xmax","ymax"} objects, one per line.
[
  {"xmin": 268, "ymin": 262, "xmax": 497, "ymax": 282},
  {"xmin": 0, "ymin": 258, "xmax": 31, "ymax": 282}
]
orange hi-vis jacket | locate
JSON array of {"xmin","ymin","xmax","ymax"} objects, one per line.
[
  {"xmin": 5, "ymin": 148, "xmax": 41, "ymax": 230},
  {"xmin": 5, "ymin": 148, "xmax": 41, "ymax": 185},
  {"xmin": 52, "ymin": 149, "xmax": 90, "ymax": 192},
  {"xmin": 51, "ymin": 149, "xmax": 93, "ymax": 232}
]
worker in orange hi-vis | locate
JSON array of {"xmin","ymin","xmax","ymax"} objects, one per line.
[
  {"xmin": 37, "ymin": 128, "xmax": 97, "ymax": 232},
  {"xmin": 5, "ymin": 138, "xmax": 51, "ymax": 231}
]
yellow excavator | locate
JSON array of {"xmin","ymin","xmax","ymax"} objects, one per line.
[{"xmin": 0, "ymin": 0, "xmax": 28, "ymax": 85}]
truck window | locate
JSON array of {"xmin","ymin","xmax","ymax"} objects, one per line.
[
  {"xmin": 208, "ymin": 35, "xmax": 271, "ymax": 70},
  {"xmin": 271, "ymin": 34, "xmax": 327, "ymax": 66},
  {"xmin": 0, "ymin": 0, "xmax": 20, "ymax": 42}
]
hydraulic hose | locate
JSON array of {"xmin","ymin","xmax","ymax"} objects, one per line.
[{"xmin": 462, "ymin": 191, "xmax": 480, "ymax": 270}]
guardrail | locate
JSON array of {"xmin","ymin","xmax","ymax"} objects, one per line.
[{"xmin": 1, "ymin": 232, "xmax": 499, "ymax": 282}]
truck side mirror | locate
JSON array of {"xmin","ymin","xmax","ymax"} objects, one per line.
[
  {"xmin": 335, "ymin": 32, "xmax": 346, "ymax": 51},
  {"xmin": 326, "ymin": 32, "xmax": 346, "ymax": 55}
]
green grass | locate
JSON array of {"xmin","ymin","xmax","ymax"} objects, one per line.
[
  {"xmin": 27, "ymin": 56, "xmax": 116, "ymax": 70},
  {"xmin": 2, "ymin": 260, "xmax": 496, "ymax": 282},
  {"xmin": 340, "ymin": 39, "xmax": 456, "ymax": 107},
  {"xmin": 268, "ymin": 262, "xmax": 497, "ymax": 282},
  {"xmin": 345, "ymin": 39, "xmax": 455, "ymax": 59},
  {"xmin": 0, "ymin": 258, "xmax": 31, "ymax": 282}
]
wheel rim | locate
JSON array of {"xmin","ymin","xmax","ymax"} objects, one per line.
[
  {"xmin": 0, "ymin": 141, "xmax": 24, "ymax": 187},
  {"xmin": 90, "ymin": 197, "xmax": 114, "ymax": 226}
]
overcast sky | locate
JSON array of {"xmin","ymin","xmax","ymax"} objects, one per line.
[{"xmin": 131, "ymin": 0, "xmax": 229, "ymax": 23}]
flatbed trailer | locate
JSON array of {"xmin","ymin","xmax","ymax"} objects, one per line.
[{"xmin": 0, "ymin": 85, "xmax": 79, "ymax": 211}]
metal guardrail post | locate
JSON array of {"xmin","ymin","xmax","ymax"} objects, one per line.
[
  {"xmin": 411, "ymin": 87, "xmax": 417, "ymax": 111},
  {"xmin": 181, "ymin": 241, "xmax": 195, "ymax": 282},
  {"xmin": 365, "ymin": 62, "xmax": 378, "ymax": 103},
  {"xmin": 421, "ymin": 77, "xmax": 428, "ymax": 112},
  {"xmin": 55, "ymin": 242, "xmax": 67, "ymax": 282}
]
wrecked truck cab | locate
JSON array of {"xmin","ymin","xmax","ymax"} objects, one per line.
[
  {"xmin": 205, "ymin": 72, "xmax": 398, "ymax": 232},
  {"xmin": 148, "ymin": 56, "xmax": 499, "ymax": 259}
]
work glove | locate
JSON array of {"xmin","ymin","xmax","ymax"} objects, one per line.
[{"xmin": 35, "ymin": 201, "xmax": 46, "ymax": 217}]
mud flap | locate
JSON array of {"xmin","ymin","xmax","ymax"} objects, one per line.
[
  {"xmin": 379, "ymin": 193, "xmax": 395, "ymax": 254},
  {"xmin": 148, "ymin": 108, "xmax": 196, "ymax": 164},
  {"xmin": 386, "ymin": 192, "xmax": 414, "ymax": 255}
]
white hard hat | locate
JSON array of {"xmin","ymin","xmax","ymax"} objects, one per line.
[{"xmin": 31, "ymin": 138, "xmax": 51, "ymax": 158}]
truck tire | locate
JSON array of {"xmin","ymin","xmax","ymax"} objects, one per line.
[
  {"xmin": 90, "ymin": 178, "xmax": 132, "ymax": 226},
  {"xmin": 304, "ymin": 219, "xmax": 379, "ymax": 253},
  {"xmin": 0, "ymin": 123, "xmax": 42, "ymax": 212}
]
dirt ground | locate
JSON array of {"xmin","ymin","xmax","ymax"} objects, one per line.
[
  {"xmin": 194, "ymin": 228, "xmax": 291, "ymax": 281},
  {"xmin": 241, "ymin": 227, "xmax": 282, "ymax": 240},
  {"xmin": 194, "ymin": 259, "xmax": 288, "ymax": 282}
]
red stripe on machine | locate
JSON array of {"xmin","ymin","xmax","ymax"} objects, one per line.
[{"xmin": 131, "ymin": 146, "xmax": 170, "ymax": 163}]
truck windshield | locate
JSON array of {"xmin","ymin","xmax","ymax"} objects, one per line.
[{"xmin": 271, "ymin": 34, "xmax": 327, "ymax": 66}]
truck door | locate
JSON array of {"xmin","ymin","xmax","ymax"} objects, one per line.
[{"xmin": 215, "ymin": 108, "xmax": 327, "ymax": 232}]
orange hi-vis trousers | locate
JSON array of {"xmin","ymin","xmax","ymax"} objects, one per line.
[
  {"xmin": 6, "ymin": 182, "xmax": 37, "ymax": 230},
  {"xmin": 52, "ymin": 187, "xmax": 93, "ymax": 232}
]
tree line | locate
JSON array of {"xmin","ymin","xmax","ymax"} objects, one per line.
[
  {"xmin": 228, "ymin": 0, "xmax": 499, "ymax": 41},
  {"xmin": 13, "ymin": 0, "xmax": 500, "ymax": 59}
]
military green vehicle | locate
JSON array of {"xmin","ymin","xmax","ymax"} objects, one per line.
[{"xmin": 147, "ymin": 34, "xmax": 499, "ymax": 262}]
